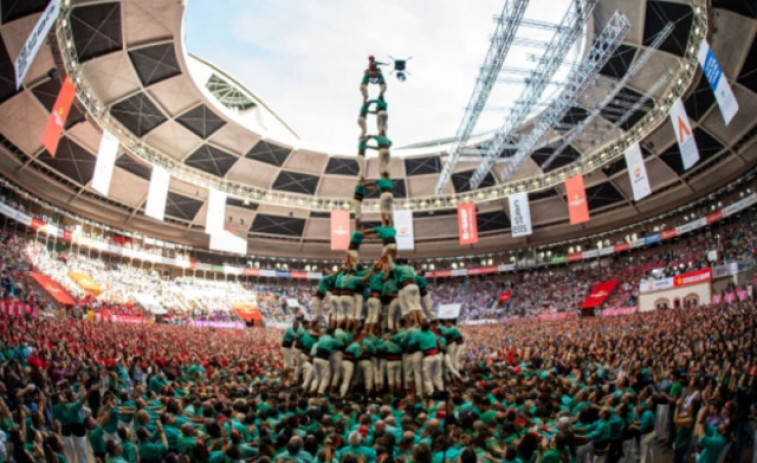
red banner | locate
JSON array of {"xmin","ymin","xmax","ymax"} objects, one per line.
[
  {"xmin": 614, "ymin": 242, "xmax": 630, "ymax": 253},
  {"xmin": 581, "ymin": 280, "xmax": 620, "ymax": 309},
  {"xmin": 290, "ymin": 271, "xmax": 308, "ymax": 279},
  {"xmin": 330, "ymin": 210, "xmax": 350, "ymax": 251},
  {"xmin": 537, "ymin": 312, "xmax": 577, "ymax": 322},
  {"xmin": 706, "ymin": 211, "xmax": 722, "ymax": 225},
  {"xmin": 29, "ymin": 272, "xmax": 75, "ymax": 306},
  {"xmin": 567, "ymin": 253, "xmax": 583, "ymax": 263},
  {"xmin": 242, "ymin": 268, "xmax": 260, "ymax": 277},
  {"xmin": 660, "ymin": 229, "xmax": 677, "ymax": 240},
  {"xmin": 42, "ymin": 76, "xmax": 76, "ymax": 157},
  {"xmin": 498, "ymin": 290, "xmax": 512, "ymax": 303},
  {"xmin": 457, "ymin": 203, "xmax": 478, "ymax": 245},
  {"xmin": 673, "ymin": 268, "xmax": 712, "ymax": 287},
  {"xmin": 565, "ymin": 174, "xmax": 590, "ymax": 225},
  {"xmin": 467, "ymin": 266, "xmax": 498, "ymax": 275}
]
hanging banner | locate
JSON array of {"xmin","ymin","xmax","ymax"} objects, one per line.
[
  {"xmin": 623, "ymin": 142, "xmax": 651, "ymax": 201},
  {"xmin": 209, "ymin": 229, "xmax": 247, "ymax": 255},
  {"xmin": 509, "ymin": 192, "xmax": 532, "ymax": 237},
  {"xmin": 457, "ymin": 202, "xmax": 478, "ymax": 245},
  {"xmin": 393, "ymin": 210, "xmax": 414, "ymax": 250},
  {"xmin": 565, "ymin": 174, "xmax": 589, "ymax": 225},
  {"xmin": 330, "ymin": 209, "xmax": 350, "ymax": 251},
  {"xmin": 91, "ymin": 130, "xmax": 119, "ymax": 195},
  {"xmin": 145, "ymin": 165, "xmax": 169, "ymax": 221},
  {"xmin": 581, "ymin": 280, "xmax": 620, "ymax": 309},
  {"xmin": 14, "ymin": 0, "xmax": 61, "ymax": 88},
  {"xmin": 42, "ymin": 75, "xmax": 76, "ymax": 157},
  {"xmin": 670, "ymin": 98, "xmax": 700, "ymax": 171},
  {"xmin": 205, "ymin": 189, "xmax": 227, "ymax": 234},
  {"xmin": 437, "ymin": 303, "xmax": 461, "ymax": 319},
  {"xmin": 697, "ymin": 40, "xmax": 739, "ymax": 125}
]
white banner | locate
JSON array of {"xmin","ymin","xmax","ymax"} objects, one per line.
[
  {"xmin": 393, "ymin": 210, "xmax": 414, "ymax": 250},
  {"xmin": 91, "ymin": 130, "xmax": 119, "ymax": 196},
  {"xmin": 205, "ymin": 189, "xmax": 227, "ymax": 234},
  {"xmin": 209, "ymin": 229, "xmax": 247, "ymax": 255},
  {"xmin": 15, "ymin": 0, "xmax": 61, "ymax": 89},
  {"xmin": 670, "ymin": 98, "xmax": 700, "ymax": 171},
  {"xmin": 508, "ymin": 191, "xmax": 532, "ymax": 237},
  {"xmin": 623, "ymin": 142, "xmax": 651, "ymax": 201},
  {"xmin": 697, "ymin": 41, "xmax": 739, "ymax": 125},
  {"xmin": 145, "ymin": 165, "xmax": 169, "ymax": 221},
  {"xmin": 437, "ymin": 303, "xmax": 461, "ymax": 319}
]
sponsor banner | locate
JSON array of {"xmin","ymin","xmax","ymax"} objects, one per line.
[
  {"xmin": 307, "ymin": 272, "xmax": 323, "ymax": 280},
  {"xmin": 457, "ymin": 203, "xmax": 478, "ymax": 245},
  {"xmin": 109, "ymin": 315, "xmax": 147, "ymax": 324},
  {"xmin": 582, "ymin": 249, "xmax": 599, "ymax": 259},
  {"xmin": 567, "ymin": 253, "xmax": 582, "ymax": 263},
  {"xmin": 242, "ymin": 268, "xmax": 260, "ymax": 277},
  {"xmin": 209, "ymin": 229, "xmax": 247, "ymax": 255},
  {"xmin": 661, "ymin": 229, "xmax": 677, "ymax": 240},
  {"xmin": 195, "ymin": 263, "xmax": 212, "ymax": 271},
  {"xmin": 550, "ymin": 256, "xmax": 567, "ymax": 265},
  {"xmin": 450, "ymin": 269, "xmax": 467, "ymax": 277},
  {"xmin": 722, "ymin": 193, "xmax": 757, "ymax": 217},
  {"xmin": 145, "ymin": 165, "xmax": 170, "ymax": 221},
  {"xmin": 467, "ymin": 266, "xmax": 498, "ymax": 276},
  {"xmin": 393, "ymin": 210, "xmax": 414, "ymax": 250},
  {"xmin": 581, "ymin": 280, "xmax": 620, "ymax": 309},
  {"xmin": 537, "ymin": 312, "xmax": 577, "ymax": 322},
  {"xmin": 91, "ymin": 129, "xmax": 119, "ymax": 196},
  {"xmin": 630, "ymin": 239, "xmax": 645, "ymax": 249},
  {"xmin": 508, "ymin": 192, "xmax": 532, "ymax": 237},
  {"xmin": 706, "ymin": 211, "xmax": 722, "ymax": 225},
  {"xmin": 498, "ymin": 264, "xmax": 515, "ymax": 272},
  {"xmin": 601, "ymin": 307, "xmax": 637, "ymax": 317},
  {"xmin": 437, "ymin": 303, "xmax": 461, "ymax": 319},
  {"xmin": 259, "ymin": 269, "xmax": 276, "ymax": 278},
  {"xmin": 210, "ymin": 265, "xmax": 224, "ymax": 273},
  {"xmin": 639, "ymin": 278, "xmax": 674, "ymax": 294},
  {"xmin": 624, "ymin": 143, "xmax": 652, "ymax": 201},
  {"xmin": 697, "ymin": 40, "xmax": 739, "ymax": 125},
  {"xmin": 599, "ymin": 247, "xmax": 615, "ymax": 256},
  {"xmin": 205, "ymin": 189, "xmax": 227, "ymax": 234},
  {"xmin": 222, "ymin": 265, "xmax": 242, "ymax": 276},
  {"xmin": 29, "ymin": 272, "xmax": 75, "ymax": 306},
  {"xmin": 191, "ymin": 321, "xmax": 245, "ymax": 330},
  {"xmin": 290, "ymin": 271, "xmax": 308, "ymax": 279},
  {"xmin": 275, "ymin": 270, "xmax": 291, "ymax": 278},
  {"xmin": 676, "ymin": 217, "xmax": 707, "ymax": 235},
  {"xmin": 431, "ymin": 270, "xmax": 452, "ymax": 278},
  {"xmin": 15, "ymin": 0, "xmax": 61, "ymax": 88},
  {"xmin": 673, "ymin": 268, "xmax": 712, "ymax": 287},
  {"xmin": 330, "ymin": 209, "xmax": 350, "ymax": 251},
  {"xmin": 644, "ymin": 234, "xmax": 661, "ymax": 245},
  {"xmin": 42, "ymin": 75, "xmax": 76, "ymax": 157},
  {"xmin": 461, "ymin": 319, "xmax": 499, "ymax": 326},
  {"xmin": 670, "ymin": 98, "xmax": 700, "ymax": 170},
  {"xmin": 565, "ymin": 174, "xmax": 590, "ymax": 225}
]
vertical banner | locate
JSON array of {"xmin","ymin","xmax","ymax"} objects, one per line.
[
  {"xmin": 457, "ymin": 202, "xmax": 478, "ymax": 245},
  {"xmin": 14, "ymin": 0, "xmax": 61, "ymax": 88},
  {"xmin": 145, "ymin": 165, "xmax": 169, "ymax": 221},
  {"xmin": 330, "ymin": 209, "xmax": 350, "ymax": 251},
  {"xmin": 205, "ymin": 189, "xmax": 227, "ymax": 234},
  {"xmin": 41, "ymin": 75, "xmax": 76, "ymax": 157},
  {"xmin": 623, "ymin": 142, "xmax": 651, "ymax": 201},
  {"xmin": 91, "ymin": 130, "xmax": 119, "ymax": 196},
  {"xmin": 697, "ymin": 40, "xmax": 739, "ymax": 125},
  {"xmin": 565, "ymin": 174, "xmax": 590, "ymax": 225},
  {"xmin": 508, "ymin": 191, "xmax": 532, "ymax": 237},
  {"xmin": 393, "ymin": 210, "xmax": 415, "ymax": 250},
  {"xmin": 670, "ymin": 98, "xmax": 700, "ymax": 171}
]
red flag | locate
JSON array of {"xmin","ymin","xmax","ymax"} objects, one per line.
[
  {"xmin": 565, "ymin": 174, "xmax": 590, "ymax": 225},
  {"xmin": 581, "ymin": 280, "xmax": 620, "ymax": 309},
  {"xmin": 498, "ymin": 290, "xmax": 511, "ymax": 303},
  {"xmin": 42, "ymin": 75, "xmax": 76, "ymax": 157},
  {"xmin": 457, "ymin": 202, "xmax": 478, "ymax": 245},
  {"xmin": 330, "ymin": 210, "xmax": 350, "ymax": 250}
]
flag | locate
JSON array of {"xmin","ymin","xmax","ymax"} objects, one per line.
[
  {"xmin": 145, "ymin": 165, "xmax": 169, "ymax": 221},
  {"xmin": 330, "ymin": 210, "xmax": 350, "ymax": 251},
  {"xmin": 697, "ymin": 40, "xmax": 738, "ymax": 125},
  {"xmin": 623, "ymin": 142, "xmax": 651, "ymax": 201},
  {"xmin": 508, "ymin": 192, "xmax": 532, "ymax": 237},
  {"xmin": 457, "ymin": 202, "xmax": 478, "ymax": 245},
  {"xmin": 42, "ymin": 75, "xmax": 76, "ymax": 156},
  {"xmin": 670, "ymin": 98, "xmax": 699, "ymax": 171},
  {"xmin": 91, "ymin": 130, "xmax": 119, "ymax": 195},
  {"xmin": 14, "ymin": 0, "xmax": 61, "ymax": 88},
  {"xmin": 393, "ymin": 210, "xmax": 414, "ymax": 250},
  {"xmin": 565, "ymin": 174, "xmax": 589, "ymax": 225},
  {"xmin": 498, "ymin": 290, "xmax": 512, "ymax": 303},
  {"xmin": 205, "ymin": 189, "xmax": 227, "ymax": 234},
  {"xmin": 581, "ymin": 280, "xmax": 620, "ymax": 309}
]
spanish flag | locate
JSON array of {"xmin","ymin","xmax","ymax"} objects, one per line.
[{"xmin": 42, "ymin": 75, "xmax": 76, "ymax": 157}]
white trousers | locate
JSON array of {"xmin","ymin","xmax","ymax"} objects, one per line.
[
  {"xmin": 313, "ymin": 358, "xmax": 331, "ymax": 394},
  {"xmin": 339, "ymin": 360, "xmax": 355, "ymax": 398},
  {"xmin": 399, "ymin": 284, "xmax": 421, "ymax": 316},
  {"xmin": 386, "ymin": 360, "xmax": 402, "ymax": 388},
  {"xmin": 367, "ymin": 297, "xmax": 381, "ymax": 324},
  {"xmin": 422, "ymin": 354, "xmax": 444, "ymax": 397},
  {"xmin": 330, "ymin": 351, "xmax": 343, "ymax": 387}
]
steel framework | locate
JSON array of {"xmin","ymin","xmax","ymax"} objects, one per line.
[
  {"xmin": 466, "ymin": 0, "xmax": 599, "ymax": 190},
  {"xmin": 434, "ymin": 0, "xmax": 530, "ymax": 194}
]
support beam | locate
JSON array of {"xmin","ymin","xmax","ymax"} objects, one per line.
[{"xmin": 435, "ymin": 0, "xmax": 530, "ymax": 194}]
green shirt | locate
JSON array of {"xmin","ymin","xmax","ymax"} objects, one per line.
[
  {"xmin": 358, "ymin": 139, "xmax": 367, "ymax": 153},
  {"xmin": 414, "ymin": 330, "xmax": 439, "ymax": 351},
  {"xmin": 640, "ymin": 409, "xmax": 655, "ymax": 434},
  {"xmin": 416, "ymin": 275, "xmax": 428, "ymax": 290},
  {"xmin": 354, "ymin": 183, "xmax": 366, "ymax": 197},
  {"xmin": 377, "ymin": 178, "xmax": 393, "ymax": 193},
  {"xmin": 122, "ymin": 441, "xmax": 138, "ymax": 463},
  {"xmin": 316, "ymin": 274, "xmax": 334, "ymax": 294},
  {"xmin": 137, "ymin": 441, "xmax": 166, "ymax": 463},
  {"xmin": 697, "ymin": 423, "xmax": 726, "ymax": 463},
  {"xmin": 370, "ymin": 136, "xmax": 392, "ymax": 148},
  {"xmin": 368, "ymin": 273, "xmax": 384, "ymax": 292},
  {"xmin": 316, "ymin": 335, "xmax": 342, "ymax": 354},
  {"xmin": 373, "ymin": 226, "xmax": 396, "ymax": 240},
  {"xmin": 393, "ymin": 264, "xmax": 416, "ymax": 283},
  {"xmin": 89, "ymin": 426, "xmax": 106, "ymax": 455},
  {"xmin": 345, "ymin": 342, "xmax": 362, "ymax": 359},
  {"xmin": 382, "ymin": 276, "xmax": 398, "ymax": 296}
]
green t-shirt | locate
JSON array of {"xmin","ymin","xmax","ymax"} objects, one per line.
[
  {"xmin": 416, "ymin": 275, "xmax": 428, "ymax": 290},
  {"xmin": 382, "ymin": 277, "xmax": 398, "ymax": 296},
  {"xmin": 393, "ymin": 264, "xmax": 416, "ymax": 283},
  {"xmin": 373, "ymin": 226, "xmax": 396, "ymax": 240},
  {"xmin": 138, "ymin": 441, "xmax": 166, "ymax": 463},
  {"xmin": 377, "ymin": 178, "xmax": 393, "ymax": 193},
  {"xmin": 316, "ymin": 335, "xmax": 342, "ymax": 354},
  {"xmin": 316, "ymin": 275, "xmax": 334, "ymax": 294},
  {"xmin": 368, "ymin": 273, "xmax": 384, "ymax": 292},
  {"xmin": 89, "ymin": 426, "xmax": 106, "ymax": 455},
  {"xmin": 122, "ymin": 441, "xmax": 138, "ymax": 463},
  {"xmin": 354, "ymin": 183, "xmax": 366, "ymax": 197},
  {"xmin": 345, "ymin": 342, "xmax": 361, "ymax": 358},
  {"xmin": 414, "ymin": 330, "xmax": 438, "ymax": 351},
  {"xmin": 371, "ymin": 136, "xmax": 392, "ymax": 148}
]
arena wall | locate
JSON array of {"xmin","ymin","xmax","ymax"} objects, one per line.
[{"xmin": 638, "ymin": 282, "xmax": 711, "ymax": 312}]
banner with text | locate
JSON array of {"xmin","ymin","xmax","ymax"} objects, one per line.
[
  {"xmin": 565, "ymin": 174, "xmax": 590, "ymax": 225},
  {"xmin": 670, "ymin": 98, "xmax": 700, "ymax": 171},
  {"xmin": 330, "ymin": 209, "xmax": 350, "ymax": 251},
  {"xmin": 393, "ymin": 210, "xmax": 415, "ymax": 250},
  {"xmin": 624, "ymin": 142, "xmax": 651, "ymax": 201},
  {"xmin": 91, "ymin": 130, "xmax": 119, "ymax": 196},
  {"xmin": 697, "ymin": 40, "xmax": 739, "ymax": 125},
  {"xmin": 145, "ymin": 165, "xmax": 170, "ymax": 221},
  {"xmin": 457, "ymin": 202, "xmax": 478, "ymax": 245},
  {"xmin": 42, "ymin": 75, "xmax": 76, "ymax": 157},
  {"xmin": 15, "ymin": 0, "xmax": 61, "ymax": 88},
  {"xmin": 509, "ymin": 192, "xmax": 532, "ymax": 237},
  {"xmin": 581, "ymin": 280, "xmax": 620, "ymax": 309}
]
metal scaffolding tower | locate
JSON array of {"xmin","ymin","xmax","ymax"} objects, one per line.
[
  {"xmin": 466, "ymin": 0, "xmax": 599, "ymax": 190},
  {"xmin": 434, "ymin": 0, "xmax": 530, "ymax": 195},
  {"xmin": 540, "ymin": 22, "xmax": 674, "ymax": 171},
  {"xmin": 472, "ymin": 10, "xmax": 630, "ymax": 188}
]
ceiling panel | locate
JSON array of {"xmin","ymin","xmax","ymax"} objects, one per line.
[
  {"xmin": 37, "ymin": 137, "xmax": 95, "ymax": 185},
  {"xmin": 251, "ymin": 213, "xmax": 306, "ymax": 237},
  {"xmin": 176, "ymin": 104, "xmax": 226, "ymax": 139},
  {"xmin": 110, "ymin": 92, "xmax": 168, "ymax": 137},
  {"xmin": 271, "ymin": 170, "xmax": 320, "ymax": 195},
  {"xmin": 184, "ymin": 144, "xmax": 238, "ymax": 177},
  {"xmin": 325, "ymin": 157, "xmax": 359, "ymax": 176},
  {"xmin": 164, "ymin": 191, "xmax": 202, "ymax": 221},
  {"xmin": 0, "ymin": 0, "xmax": 48, "ymax": 24},
  {"xmin": 70, "ymin": 2, "xmax": 123, "ymax": 62},
  {"xmin": 643, "ymin": 1, "xmax": 693, "ymax": 57},
  {"xmin": 245, "ymin": 140, "xmax": 291, "ymax": 166},
  {"xmin": 128, "ymin": 43, "xmax": 181, "ymax": 87},
  {"xmin": 404, "ymin": 156, "xmax": 441, "ymax": 176}
]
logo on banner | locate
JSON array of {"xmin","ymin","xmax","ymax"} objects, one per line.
[
  {"xmin": 670, "ymin": 98, "xmax": 700, "ymax": 170},
  {"xmin": 677, "ymin": 116, "xmax": 692, "ymax": 143},
  {"xmin": 458, "ymin": 203, "xmax": 478, "ymax": 245},
  {"xmin": 509, "ymin": 192, "xmax": 532, "ymax": 237}
]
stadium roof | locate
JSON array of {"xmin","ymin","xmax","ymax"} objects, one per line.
[{"xmin": 0, "ymin": 0, "xmax": 756, "ymax": 258}]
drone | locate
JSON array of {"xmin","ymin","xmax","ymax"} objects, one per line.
[{"xmin": 389, "ymin": 56, "xmax": 412, "ymax": 82}]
